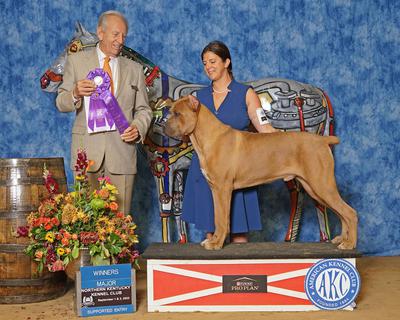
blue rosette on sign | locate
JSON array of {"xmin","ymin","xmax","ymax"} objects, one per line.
[{"xmin": 305, "ymin": 259, "xmax": 361, "ymax": 310}]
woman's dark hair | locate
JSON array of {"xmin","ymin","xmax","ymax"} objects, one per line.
[{"xmin": 201, "ymin": 40, "xmax": 233, "ymax": 78}]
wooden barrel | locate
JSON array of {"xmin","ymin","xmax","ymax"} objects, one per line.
[{"xmin": 0, "ymin": 158, "xmax": 68, "ymax": 303}]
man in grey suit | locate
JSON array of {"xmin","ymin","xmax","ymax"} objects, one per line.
[{"xmin": 56, "ymin": 11, "xmax": 152, "ymax": 215}]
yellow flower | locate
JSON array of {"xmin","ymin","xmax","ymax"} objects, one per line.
[
  {"xmin": 27, "ymin": 212, "xmax": 35, "ymax": 225},
  {"xmin": 97, "ymin": 216, "xmax": 110, "ymax": 226},
  {"xmin": 96, "ymin": 227, "xmax": 107, "ymax": 241},
  {"xmin": 68, "ymin": 191, "xmax": 77, "ymax": 198},
  {"xmin": 75, "ymin": 175, "xmax": 85, "ymax": 181},
  {"xmin": 45, "ymin": 232, "xmax": 55, "ymax": 243},
  {"xmin": 57, "ymin": 248, "xmax": 65, "ymax": 256},
  {"xmin": 106, "ymin": 225, "xmax": 115, "ymax": 233},
  {"xmin": 54, "ymin": 194, "xmax": 64, "ymax": 204},
  {"xmin": 64, "ymin": 194, "xmax": 73, "ymax": 204},
  {"xmin": 77, "ymin": 209, "xmax": 85, "ymax": 220},
  {"xmin": 106, "ymin": 183, "xmax": 119, "ymax": 194},
  {"xmin": 131, "ymin": 234, "xmax": 139, "ymax": 243},
  {"xmin": 62, "ymin": 203, "xmax": 77, "ymax": 224}
]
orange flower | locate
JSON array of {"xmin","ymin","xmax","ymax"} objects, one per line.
[
  {"xmin": 109, "ymin": 202, "xmax": 119, "ymax": 212},
  {"xmin": 44, "ymin": 223, "xmax": 53, "ymax": 231},
  {"xmin": 86, "ymin": 160, "xmax": 95, "ymax": 173},
  {"xmin": 41, "ymin": 217, "xmax": 51, "ymax": 225},
  {"xmin": 33, "ymin": 218, "xmax": 41, "ymax": 227},
  {"xmin": 98, "ymin": 188, "xmax": 110, "ymax": 200},
  {"xmin": 116, "ymin": 212, "xmax": 124, "ymax": 219},
  {"xmin": 61, "ymin": 238, "xmax": 69, "ymax": 246},
  {"xmin": 51, "ymin": 217, "xmax": 60, "ymax": 226},
  {"xmin": 35, "ymin": 251, "xmax": 43, "ymax": 259}
]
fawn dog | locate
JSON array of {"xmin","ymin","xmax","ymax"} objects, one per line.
[{"xmin": 164, "ymin": 95, "xmax": 357, "ymax": 250}]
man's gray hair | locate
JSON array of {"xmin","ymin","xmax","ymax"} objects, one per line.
[{"xmin": 98, "ymin": 10, "xmax": 128, "ymax": 33}]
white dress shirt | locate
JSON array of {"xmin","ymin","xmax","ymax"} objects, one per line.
[
  {"xmin": 96, "ymin": 44, "xmax": 119, "ymax": 94},
  {"xmin": 72, "ymin": 44, "xmax": 119, "ymax": 104}
]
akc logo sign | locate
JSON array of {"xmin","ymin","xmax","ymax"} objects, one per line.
[{"xmin": 305, "ymin": 259, "xmax": 361, "ymax": 310}]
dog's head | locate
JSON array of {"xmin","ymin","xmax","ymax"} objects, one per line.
[{"xmin": 164, "ymin": 95, "xmax": 200, "ymax": 139}]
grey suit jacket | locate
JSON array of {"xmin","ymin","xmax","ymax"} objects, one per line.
[{"xmin": 56, "ymin": 48, "xmax": 152, "ymax": 174}]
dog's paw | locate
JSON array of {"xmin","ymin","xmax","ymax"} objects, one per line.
[
  {"xmin": 200, "ymin": 238, "xmax": 209, "ymax": 247},
  {"xmin": 204, "ymin": 242, "xmax": 222, "ymax": 250},
  {"xmin": 331, "ymin": 235, "xmax": 343, "ymax": 245},
  {"xmin": 337, "ymin": 240, "xmax": 356, "ymax": 250},
  {"xmin": 332, "ymin": 234, "xmax": 356, "ymax": 250},
  {"xmin": 204, "ymin": 240, "xmax": 223, "ymax": 250}
]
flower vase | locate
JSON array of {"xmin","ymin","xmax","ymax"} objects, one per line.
[
  {"xmin": 64, "ymin": 247, "xmax": 91, "ymax": 281},
  {"xmin": 64, "ymin": 247, "xmax": 111, "ymax": 281}
]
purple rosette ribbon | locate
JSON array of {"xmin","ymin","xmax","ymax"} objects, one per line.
[{"xmin": 86, "ymin": 68, "xmax": 129, "ymax": 134}]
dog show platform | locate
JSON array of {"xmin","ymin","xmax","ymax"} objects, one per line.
[{"xmin": 143, "ymin": 242, "xmax": 361, "ymax": 312}]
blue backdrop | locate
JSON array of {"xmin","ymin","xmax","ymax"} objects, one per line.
[{"xmin": 0, "ymin": 0, "xmax": 399, "ymax": 256}]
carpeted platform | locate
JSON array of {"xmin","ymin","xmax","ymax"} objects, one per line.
[{"xmin": 142, "ymin": 242, "xmax": 361, "ymax": 260}]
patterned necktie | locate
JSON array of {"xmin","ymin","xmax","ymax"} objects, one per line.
[{"xmin": 103, "ymin": 56, "xmax": 114, "ymax": 95}]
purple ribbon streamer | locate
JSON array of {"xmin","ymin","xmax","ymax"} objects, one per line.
[
  {"xmin": 87, "ymin": 99, "xmax": 107, "ymax": 130},
  {"xmin": 86, "ymin": 68, "xmax": 129, "ymax": 134},
  {"xmin": 100, "ymin": 90, "xmax": 130, "ymax": 134}
]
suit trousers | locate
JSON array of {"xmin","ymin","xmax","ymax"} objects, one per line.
[{"xmin": 87, "ymin": 160, "xmax": 135, "ymax": 216}]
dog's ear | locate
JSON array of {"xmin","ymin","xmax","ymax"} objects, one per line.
[{"xmin": 187, "ymin": 95, "xmax": 200, "ymax": 112}]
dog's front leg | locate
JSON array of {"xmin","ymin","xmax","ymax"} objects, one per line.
[{"xmin": 203, "ymin": 186, "xmax": 232, "ymax": 250}]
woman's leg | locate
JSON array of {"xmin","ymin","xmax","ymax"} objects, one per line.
[{"xmin": 230, "ymin": 233, "xmax": 248, "ymax": 243}]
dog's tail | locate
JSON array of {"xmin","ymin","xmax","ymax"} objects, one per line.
[{"xmin": 324, "ymin": 136, "xmax": 340, "ymax": 145}]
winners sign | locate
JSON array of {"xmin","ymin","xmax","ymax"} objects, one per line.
[{"xmin": 75, "ymin": 264, "xmax": 136, "ymax": 317}]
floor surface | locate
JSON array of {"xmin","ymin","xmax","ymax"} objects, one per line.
[{"xmin": 0, "ymin": 256, "xmax": 398, "ymax": 320}]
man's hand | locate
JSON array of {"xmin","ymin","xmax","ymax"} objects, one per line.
[
  {"xmin": 121, "ymin": 125, "xmax": 140, "ymax": 142},
  {"xmin": 73, "ymin": 79, "xmax": 96, "ymax": 99}
]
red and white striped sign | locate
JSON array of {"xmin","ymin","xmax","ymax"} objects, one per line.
[{"xmin": 147, "ymin": 258, "xmax": 356, "ymax": 312}]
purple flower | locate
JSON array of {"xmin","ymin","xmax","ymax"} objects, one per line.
[{"xmin": 16, "ymin": 226, "xmax": 29, "ymax": 237}]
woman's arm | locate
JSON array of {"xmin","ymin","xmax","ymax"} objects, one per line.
[{"xmin": 246, "ymin": 88, "xmax": 278, "ymax": 133}]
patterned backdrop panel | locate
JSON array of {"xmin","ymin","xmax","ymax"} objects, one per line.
[{"xmin": 0, "ymin": 0, "xmax": 399, "ymax": 255}]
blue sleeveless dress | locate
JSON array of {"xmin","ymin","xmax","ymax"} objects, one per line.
[{"xmin": 182, "ymin": 79, "xmax": 262, "ymax": 233}]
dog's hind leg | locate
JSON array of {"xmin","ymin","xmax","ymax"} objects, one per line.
[
  {"xmin": 203, "ymin": 185, "xmax": 233, "ymax": 250},
  {"xmin": 296, "ymin": 176, "xmax": 357, "ymax": 250}
]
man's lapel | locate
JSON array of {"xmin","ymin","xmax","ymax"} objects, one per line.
[
  {"xmin": 116, "ymin": 56, "xmax": 128, "ymax": 98},
  {"xmin": 85, "ymin": 48, "xmax": 100, "ymax": 72}
]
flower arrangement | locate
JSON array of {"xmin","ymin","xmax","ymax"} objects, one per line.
[{"xmin": 19, "ymin": 149, "xmax": 139, "ymax": 273}]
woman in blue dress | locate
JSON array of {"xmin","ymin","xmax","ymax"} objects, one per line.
[{"xmin": 182, "ymin": 41, "xmax": 277, "ymax": 244}]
